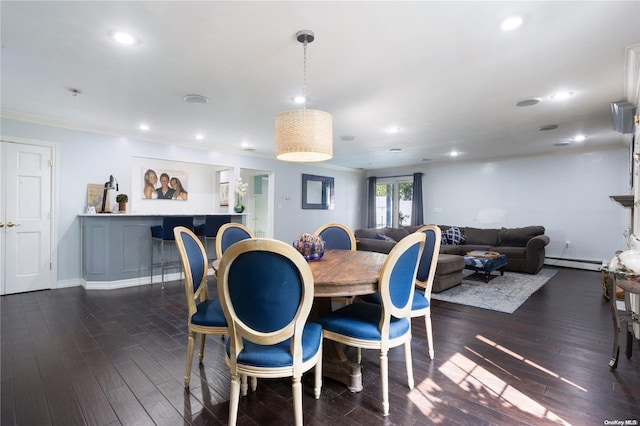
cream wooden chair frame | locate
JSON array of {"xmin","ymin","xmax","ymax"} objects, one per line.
[
  {"xmin": 313, "ymin": 222, "xmax": 357, "ymax": 251},
  {"xmin": 412, "ymin": 225, "xmax": 442, "ymax": 360},
  {"xmin": 214, "ymin": 222, "xmax": 255, "ymax": 260},
  {"xmin": 217, "ymin": 238, "xmax": 322, "ymax": 426},
  {"xmin": 175, "ymin": 226, "xmax": 255, "ymax": 393},
  {"xmin": 314, "ymin": 222, "xmax": 357, "ymax": 306},
  {"xmin": 320, "ymin": 232, "xmax": 425, "ymax": 416}
]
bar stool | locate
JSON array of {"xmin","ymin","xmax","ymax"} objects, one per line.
[
  {"xmin": 194, "ymin": 215, "xmax": 231, "ymax": 261},
  {"xmin": 150, "ymin": 216, "xmax": 194, "ymax": 288}
]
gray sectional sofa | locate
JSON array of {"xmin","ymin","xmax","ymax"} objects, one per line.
[{"xmin": 354, "ymin": 225, "xmax": 550, "ymax": 275}]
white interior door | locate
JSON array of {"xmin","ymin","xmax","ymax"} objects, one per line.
[{"xmin": 1, "ymin": 141, "xmax": 53, "ymax": 295}]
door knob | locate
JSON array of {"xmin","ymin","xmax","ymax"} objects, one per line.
[
  {"xmin": 0, "ymin": 222, "xmax": 4, "ymax": 228},
  {"xmin": 6, "ymin": 222, "xmax": 20, "ymax": 227}
]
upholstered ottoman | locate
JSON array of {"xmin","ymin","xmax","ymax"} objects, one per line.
[
  {"xmin": 464, "ymin": 253, "xmax": 508, "ymax": 283},
  {"xmin": 432, "ymin": 254, "xmax": 465, "ymax": 293}
]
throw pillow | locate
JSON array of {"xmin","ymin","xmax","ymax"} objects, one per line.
[
  {"xmin": 441, "ymin": 234, "xmax": 448, "ymax": 245},
  {"xmin": 374, "ymin": 233, "xmax": 396, "ymax": 243},
  {"xmin": 443, "ymin": 226, "xmax": 466, "ymax": 245}
]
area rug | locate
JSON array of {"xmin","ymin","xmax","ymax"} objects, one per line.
[{"xmin": 431, "ymin": 268, "xmax": 558, "ymax": 314}]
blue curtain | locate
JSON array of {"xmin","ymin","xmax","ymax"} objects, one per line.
[
  {"xmin": 411, "ymin": 173, "xmax": 424, "ymax": 226},
  {"xmin": 367, "ymin": 177, "xmax": 376, "ymax": 228}
]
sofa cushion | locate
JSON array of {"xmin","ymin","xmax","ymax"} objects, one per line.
[
  {"xmin": 374, "ymin": 232, "xmax": 396, "ymax": 243},
  {"xmin": 463, "ymin": 227, "xmax": 499, "ymax": 246},
  {"xmin": 383, "ymin": 227, "xmax": 410, "ymax": 243},
  {"xmin": 354, "ymin": 228, "xmax": 380, "ymax": 239},
  {"xmin": 491, "ymin": 246, "xmax": 526, "ymax": 258},
  {"xmin": 442, "ymin": 226, "xmax": 466, "ymax": 245},
  {"xmin": 498, "ymin": 226, "xmax": 545, "ymax": 247},
  {"xmin": 404, "ymin": 225, "xmax": 423, "ymax": 234}
]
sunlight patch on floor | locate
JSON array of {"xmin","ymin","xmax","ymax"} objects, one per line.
[
  {"xmin": 476, "ymin": 335, "xmax": 587, "ymax": 392},
  {"xmin": 437, "ymin": 351, "xmax": 571, "ymax": 425},
  {"xmin": 408, "ymin": 379, "xmax": 445, "ymax": 422}
]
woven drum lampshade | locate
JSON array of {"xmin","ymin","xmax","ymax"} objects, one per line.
[{"xmin": 275, "ymin": 109, "xmax": 333, "ymax": 162}]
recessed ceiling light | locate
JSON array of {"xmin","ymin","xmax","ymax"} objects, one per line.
[
  {"xmin": 450, "ymin": 150, "xmax": 459, "ymax": 157},
  {"xmin": 573, "ymin": 135, "xmax": 586, "ymax": 142},
  {"xmin": 539, "ymin": 124, "xmax": 559, "ymax": 131},
  {"xmin": 554, "ymin": 141, "xmax": 570, "ymax": 147},
  {"xmin": 550, "ymin": 91, "xmax": 573, "ymax": 100},
  {"xmin": 184, "ymin": 94, "xmax": 209, "ymax": 104},
  {"xmin": 421, "ymin": 158, "xmax": 431, "ymax": 162},
  {"xmin": 139, "ymin": 123, "xmax": 149, "ymax": 131},
  {"xmin": 111, "ymin": 31, "xmax": 139, "ymax": 45},
  {"xmin": 388, "ymin": 127, "xmax": 400, "ymax": 134},
  {"xmin": 195, "ymin": 134, "xmax": 204, "ymax": 140},
  {"xmin": 516, "ymin": 98, "xmax": 540, "ymax": 107},
  {"xmin": 294, "ymin": 96, "xmax": 306, "ymax": 104},
  {"xmin": 340, "ymin": 135, "xmax": 356, "ymax": 141},
  {"xmin": 389, "ymin": 148, "xmax": 402, "ymax": 153},
  {"xmin": 501, "ymin": 16, "xmax": 523, "ymax": 31}
]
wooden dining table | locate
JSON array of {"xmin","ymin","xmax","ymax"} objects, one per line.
[{"xmin": 212, "ymin": 248, "xmax": 387, "ymax": 392}]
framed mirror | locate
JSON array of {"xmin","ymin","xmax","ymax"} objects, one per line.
[{"xmin": 302, "ymin": 174, "xmax": 334, "ymax": 210}]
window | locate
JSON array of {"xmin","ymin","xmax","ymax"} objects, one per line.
[{"xmin": 375, "ymin": 178, "xmax": 413, "ymax": 228}]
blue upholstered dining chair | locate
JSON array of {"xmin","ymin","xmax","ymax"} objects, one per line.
[
  {"xmin": 359, "ymin": 225, "xmax": 441, "ymax": 360},
  {"xmin": 214, "ymin": 222, "xmax": 255, "ymax": 260},
  {"xmin": 150, "ymin": 216, "xmax": 194, "ymax": 288},
  {"xmin": 410, "ymin": 225, "xmax": 442, "ymax": 360},
  {"xmin": 217, "ymin": 238, "xmax": 322, "ymax": 426},
  {"xmin": 173, "ymin": 226, "xmax": 226, "ymax": 389},
  {"xmin": 314, "ymin": 223, "xmax": 357, "ymax": 305},
  {"xmin": 314, "ymin": 222, "xmax": 356, "ymax": 251},
  {"xmin": 174, "ymin": 226, "xmax": 255, "ymax": 394},
  {"xmin": 317, "ymin": 231, "xmax": 425, "ymax": 417}
]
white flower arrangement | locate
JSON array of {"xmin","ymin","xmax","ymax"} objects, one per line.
[{"xmin": 235, "ymin": 177, "xmax": 249, "ymax": 206}]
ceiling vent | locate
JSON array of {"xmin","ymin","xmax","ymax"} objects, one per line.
[{"xmin": 184, "ymin": 94, "xmax": 209, "ymax": 104}]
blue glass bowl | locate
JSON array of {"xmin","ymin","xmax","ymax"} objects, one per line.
[{"xmin": 293, "ymin": 240, "xmax": 325, "ymax": 261}]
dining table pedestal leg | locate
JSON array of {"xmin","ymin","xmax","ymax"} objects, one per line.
[
  {"xmin": 311, "ymin": 297, "xmax": 363, "ymax": 392},
  {"xmin": 323, "ymin": 341, "xmax": 362, "ymax": 393}
]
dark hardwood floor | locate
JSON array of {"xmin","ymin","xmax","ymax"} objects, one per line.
[{"xmin": 2, "ymin": 267, "xmax": 639, "ymax": 425}]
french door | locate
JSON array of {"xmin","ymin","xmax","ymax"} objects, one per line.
[
  {"xmin": 1, "ymin": 141, "xmax": 54, "ymax": 294},
  {"xmin": 375, "ymin": 178, "xmax": 413, "ymax": 228}
]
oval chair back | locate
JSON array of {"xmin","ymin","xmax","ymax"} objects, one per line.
[
  {"xmin": 215, "ymin": 223, "xmax": 255, "ymax": 260},
  {"xmin": 414, "ymin": 225, "xmax": 442, "ymax": 296},
  {"xmin": 217, "ymin": 238, "xmax": 322, "ymax": 426},
  {"xmin": 314, "ymin": 223, "xmax": 356, "ymax": 251},
  {"xmin": 378, "ymin": 231, "xmax": 426, "ymax": 332}
]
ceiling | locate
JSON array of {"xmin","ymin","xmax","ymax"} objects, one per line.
[{"xmin": 1, "ymin": 1, "xmax": 639, "ymax": 170}]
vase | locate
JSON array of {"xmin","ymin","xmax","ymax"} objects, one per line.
[
  {"xmin": 234, "ymin": 205, "xmax": 245, "ymax": 213},
  {"xmin": 118, "ymin": 202, "xmax": 126, "ymax": 213}
]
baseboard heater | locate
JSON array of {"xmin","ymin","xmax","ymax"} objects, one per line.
[{"xmin": 544, "ymin": 256, "xmax": 604, "ymax": 271}]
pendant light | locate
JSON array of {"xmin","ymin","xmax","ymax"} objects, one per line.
[{"xmin": 275, "ymin": 30, "xmax": 333, "ymax": 162}]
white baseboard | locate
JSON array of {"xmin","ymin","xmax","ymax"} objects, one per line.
[
  {"xmin": 82, "ymin": 269, "xmax": 215, "ymax": 290},
  {"xmin": 544, "ymin": 257, "xmax": 603, "ymax": 271},
  {"xmin": 55, "ymin": 279, "xmax": 84, "ymax": 289}
]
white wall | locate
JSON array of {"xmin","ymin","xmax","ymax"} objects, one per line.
[
  {"xmin": 1, "ymin": 118, "xmax": 366, "ymax": 286},
  {"xmin": 369, "ymin": 148, "xmax": 630, "ymax": 265}
]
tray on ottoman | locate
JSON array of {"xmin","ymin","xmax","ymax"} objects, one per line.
[{"xmin": 464, "ymin": 252, "xmax": 507, "ymax": 283}]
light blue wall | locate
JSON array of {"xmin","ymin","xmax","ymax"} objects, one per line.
[
  {"xmin": 3, "ymin": 116, "xmax": 629, "ymax": 285},
  {"xmin": 1, "ymin": 118, "xmax": 366, "ymax": 286},
  {"xmin": 368, "ymin": 148, "xmax": 630, "ymax": 264}
]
